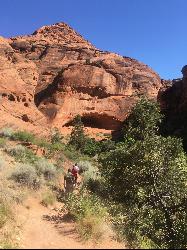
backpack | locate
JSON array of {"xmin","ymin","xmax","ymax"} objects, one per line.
[{"xmin": 65, "ymin": 172, "xmax": 74, "ymax": 184}]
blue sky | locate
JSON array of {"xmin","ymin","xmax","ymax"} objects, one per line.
[{"xmin": 1, "ymin": 0, "xmax": 186, "ymax": 79}]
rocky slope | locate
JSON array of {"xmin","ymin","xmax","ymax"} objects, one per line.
[{"xmin": 0, "ymin": 22, "xmax": 162, "ymax": 136}]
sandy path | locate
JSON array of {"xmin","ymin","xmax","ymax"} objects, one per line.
[{"xmin": 18, "ymin": 197, "xmax": 126, "ymax": 249}]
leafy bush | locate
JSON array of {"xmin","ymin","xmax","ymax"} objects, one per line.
[
  {"xmin": 10, "ymin": 164, "xmax": 41, "ymax": 189},
  {"xmin": 82, "ymin": 138, "xmax": 101, "ymax": 156},
  {"xmin": 123, "ymin": 97, "xmax": 163, "ymax": 141},
  {"xmin": 64, "ymin": 192, "xmax": 108, "ymax": 241},
  {"xmin": 98, "ymin": 98, "xmax": 187, "ymax": 248},
  {"xmin": 11, "ymin": 130, "xmax": 35, "ymax": 143},
  {"xmin": 99, "ymin": 139, "xmax": 116, "ymax": 153},
  {"xmin": 7, "ymin": 145, "xmax": 38, "ymax": 164},
  {"xmin": 100, "ymin": 135, "xmax": 187, "ymax": 248},
  {"xmin": 68, "ymin": 115, "xmax": 86, "ymax": 151},
  {"xmin": 78, "ymin": 161, "xmax": 98, "ymax": 183},
  {"xmin": 34, "ymin": 158, "xmax": 57, "ymax": 181},
  {"xmin": 78, "ymin": 161, "xmax": 107, "ymax": 196}
]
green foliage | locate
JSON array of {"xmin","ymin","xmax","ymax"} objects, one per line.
[
  {"xmin": 123, "ymin": 97, "xmax": 163, "ymax": 141},
  {"xmin": 45, "ymin": 142, "xmax": 65, "ymax": 158},
  {"xmin": 6, "ymin": 145, "xmax": 38, "ymax": 164},
  {"xmin": 34, "ymin": 138, "xmax": 50, "ymax": 148},
  {"xmin": 68, "ymin": 115, "xmax": 86, "ymax": 151},
  {"xmin": 0, "ymin": 127, "xmax": 14, "ymax": 138},
  {"xmin": 34, "ymin": 158, "xmax": 57, "ymax": 181},
  {"xmin": 99, "ymin": 135, "xmax": 187, "ymax": 248},
  {"xmin": 99, "ymin": 139, "xmax": 116, "ymax": 153},
  {"xmin": 11, "ymin": 130, "xmax": 35, "ymax": 143},
  {"xmin": 10, "ymin": 164, "xmax": 41, "ymax": 189},
  {"xmin": 78, "ymin": 160, "xmax": 106, "ymax": 195},
  {"xmin": 97, "ymin": 98, "xmax": 187, "ymax": 248},
  {"xmin": 64, "ymin": 191, "xmax": 108, "ymax": 241},
  {"xmin": 63, "ymin": 145, "xmax": 85, "ymax": 161},
  {"xmin": 51, "ymin": 127, "xmax": 63, "ymax": 144},
  {"xmin": 82, "ymin": 137, "xmax": 101, "ymax": 156}
]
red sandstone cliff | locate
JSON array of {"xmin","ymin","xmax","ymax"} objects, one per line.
[{"xmin": 0, "ymin": 22, "xmax": 162, "ymax": 137}]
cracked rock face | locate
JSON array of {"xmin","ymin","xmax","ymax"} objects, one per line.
[{"xmin": 0, "ymin": 22, "xmax": 161, "ymax": 136}]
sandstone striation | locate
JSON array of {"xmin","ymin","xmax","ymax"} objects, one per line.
[{"xmin": 0, "ymin": 22, "xmax": 162, "ymax": 137}]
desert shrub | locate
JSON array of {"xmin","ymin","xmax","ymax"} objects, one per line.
[
  {"xmin": 51, "ymin": 127, "xmax": 63, "ymax": 144},
  {"xmin": 0, "ymin": 198, "xmax": 13, "ymax": 229},
  {"xmin": 10, "ymin": 164, "xmax": 41, "ymax": 189},
  {"xmin": 34, "ymin": 158, "xmax": 57, "ymax": 181},
  {"xmin": 0, "ymin": 138, "xmax": 7, "ymax": 148},
  {"xmin": 6, "ymin": 145, "xmax": 26, "ymax": 159},
  {"xmin": 11, "ymin": 130, "xmax": 35, "ymax": 143},
  {"xmin": 0, "ymin": 127, "xmax": 14, "ymax": 138},
  {"xmin": 7, "ymin": 145, "xmax": 38, "ymax": 164},
  {"xmin": 34, "ymin": 137, "xmax": 50, "ymax": 148},
  {"xmin": 49, "ymin": 142, "xmax": 64, "ymax": 152},
  {"xmin": 78, "ymin": 161, "xmax": 106, "ymax": 196},
  {"xmin": 41, "ymin": 190, "xmax": 56, "ymax": 207},
  {"xmin": 64, "ymin": 192, "xmax": 108, "ymax": 241},
  {"xmin": 78, "ymin": 161, "xmax": 98, "ymax": 182}
]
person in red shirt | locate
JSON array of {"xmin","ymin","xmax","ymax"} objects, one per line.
[{"xmin": 71, "ymin": 163, "xmax": 79, "ymax": 186}]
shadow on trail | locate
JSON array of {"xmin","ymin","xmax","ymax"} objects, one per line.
[
  {"xmin": 50, "ymin": 185, "xmax": 66, "ymax": 202},
  {"xmin": 43, "ymin": 213, "xmax": 75, "ymax": 224},
  {"xmin": 43, "ymin": 213, "xmax": 80, "ymax": 241}
]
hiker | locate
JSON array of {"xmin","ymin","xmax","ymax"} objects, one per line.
[
  {"xmin": 64, "ymin": 168, "xmax": 74, "ymax": 195},
  {"xmin": 71, "ymin": 163, "xmax": 79, "ymax": 186}
]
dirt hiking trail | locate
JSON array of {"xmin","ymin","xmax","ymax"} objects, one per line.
[{"xmin": 17, "ymin": 197, "xmax": 126, "ymax": 249}]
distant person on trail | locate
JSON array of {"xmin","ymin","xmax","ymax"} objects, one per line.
[
  {"xmin": 64, "ymin": 168, "xmax": 74, "ymax": 195},
  {"xmin": 71, "ymin": 163, "xmax": 79, "ymax": 186}
]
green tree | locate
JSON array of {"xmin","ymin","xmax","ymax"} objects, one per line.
[
  {"xmin": 68, "ymin": 115, "xmax": 86, "ymax": 151},
  {"xmin": 99, "ymin": 98, "xmax": 187, "ymax": 248},
  {"xmin": 51, "ymin": 127, "xmax": 63, "ymax": 144},
  {"xmin": 99, "ymin": 136, "xmax": 187, "ymax": 248},
  {"xmin": 123, "ymin": 97, "xmax": 163, "ymax": 142}
]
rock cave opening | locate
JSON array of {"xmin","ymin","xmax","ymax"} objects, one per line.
[
  {"xmin": 34, "ymin": 80, "xmax": 59, "ymax": 108},
  {"xmin": 65, "ymin": 113, "xmax": 122, "ymax": 131}
]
